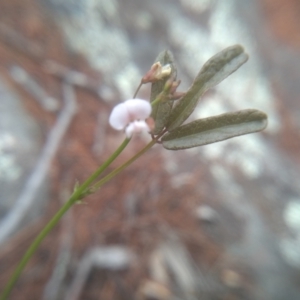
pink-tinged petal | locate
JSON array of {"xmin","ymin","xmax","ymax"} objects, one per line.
[
  {"xmin": 133, "ymin": 120, "xmax": 150, "ymax": 133},
  {"xmin": 109, "ymin": 103, "xmax": 130, "ymax": 130},
  {"xmin": 125, "ymin": 122, "xmax": 135, "ymax": 138},
  {"xmin": 124, "ymin": 99, "xmax": 152, "ymax": 121},
  {"xmin": 125, "ymin": 120, "xmax": 150, "ymax": 138}
]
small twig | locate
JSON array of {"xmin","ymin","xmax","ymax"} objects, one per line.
[
  {"xmin": 0, "ymin": 23, "xmax": 43, "ymax": 60},
  {"xmin": 42, "ymin": 188, "xmax": 74, "ymax": 300},
  {"xmin": 43, "ymin": 60, "xmax": 102, "ymax": 97},
  {"xmin": 9, "ymin": 65, "xmax": 60, "ymax": 112},
  {"xmin": 154, "ymin": 232, "xmax": 219, "ymax": 297},
  {"xmin": 65, "ymin": 247, "xmax": 133, "ymax": 300},
  {"xmin": 0, "ymin": 83, "xmax": 77, "ymax": 245},
  {"xmin": 43, "ymin": 60, "xmax": 89, "ymax": 86}
]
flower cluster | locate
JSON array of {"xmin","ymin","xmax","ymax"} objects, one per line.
[
  {"xmin": 109, "ymin": 99, "xmax": 152, "ymax": 138},
  {"xmin": 108, "ymin": 46, "xmax": 267, "ymax": 149}
]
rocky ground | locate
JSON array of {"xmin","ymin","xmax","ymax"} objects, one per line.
[{"xmin": 0, "ymin": 0, "xmax": 300, "ymax": 299}]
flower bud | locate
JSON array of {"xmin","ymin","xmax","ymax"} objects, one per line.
[{"xmin": 141, "ymin": 62, "xmax": 172, "ymax": 83}]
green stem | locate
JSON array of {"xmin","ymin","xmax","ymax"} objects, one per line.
[
  {"xmin": 76, "ymin": 137, "xmax": 131, "ymax": 192},
  {"xmin": 0, "ymin": 137, "xmax": 130, "ymax": 300},
  {"xmin": 92, "ymin": 138, "xmax": 156, "ymax": 190},
  {"xmin": 1, "ymin": 198, "xmax": 74, "ymax": 300}
]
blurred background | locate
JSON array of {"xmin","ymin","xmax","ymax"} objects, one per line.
[{"xmin": 0, "ymin": 0, "xmax": 300, "ymax": 299}]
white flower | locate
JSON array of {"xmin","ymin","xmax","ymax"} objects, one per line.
[{"xmin": 109, "ymin": 99, "xmax": 152, "ymax": 138}]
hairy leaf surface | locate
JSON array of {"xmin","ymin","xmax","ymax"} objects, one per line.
[
  {"xmin": 162, "ymin": 109, "xmax": 267, "ymax": 150},
  {"xmin": 166, "ymin": 45, "xmax": 249, "ymax": 131}
]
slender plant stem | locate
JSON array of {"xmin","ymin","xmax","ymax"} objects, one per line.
[
  {"xmin": 0, "ymin": 138, "xmax": 130, "ymax": 300},
  {"xmin": 133, "ymin": 82, "xmax": 143, "ymax": 98},
  {"xmin": 75, "ymin": 137, "xmax": 131, "ymax": 192},
  {"xmin": 92, "ymin": 138, "xmax": 157, "ymax": 190},
  {"xmin": 0, "ymin": 198, "xmax": 75, "ymax": 300}
]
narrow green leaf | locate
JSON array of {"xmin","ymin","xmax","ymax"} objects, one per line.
[
  {"xmin": 151, "ymin": 50, "xmax": 177, "ymax": 134},
  {"xmin": 162, "ymin": 109, "xmax": 267, "ymax": 150},
  {"xmin": 166, "ymin": 45, "xmax": 249, "ymax": 131}
]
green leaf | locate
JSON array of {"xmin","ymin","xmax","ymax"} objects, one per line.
[
  {"xmin": 151, "ymin": 50, "xmax": 177, "ymax": 135},
  {"xmin": 162, "ymin": 109, "xmax": 267, "ymax": 150},
  {"xmin": 166, "ymin": 45, "xmax": 249, "ymax": 131}
]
